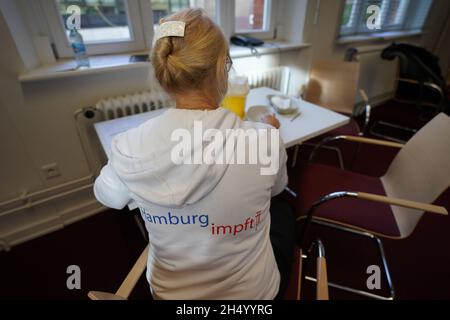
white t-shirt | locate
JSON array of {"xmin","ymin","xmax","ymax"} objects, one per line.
[{"xmin": 94, "ymin": 107, "xmax": 288, "ymax": 299}]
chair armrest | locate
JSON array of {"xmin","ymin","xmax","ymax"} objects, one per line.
[
  {"xmin": 308, "ymin": 135, "xmax": 403, "ymax": 163},
  {"xmin": 315, "ymin": 240, "xmax": 329, "ymax": 300},
  {"xmin": 398, "ymin": 78, "xmax": 444, "ymax": 97},
  {"xmin": 88, "ymin": 291, "xmax": 127, "ymax": 300},
  {"xmin": 340, "ymin": 136, "xmax": 404, "ymax": 148},
  {"xmin": 116, "ymin": 244, "xmax": 149, "ymax": 299},
  {"xmin": 356, "ymin": 192, "xmax": 448, "ymax": 215},
  {"xmin": 297, "ymin": 191, "xmax": 448, "ymax": 248},
  {"xmin": 297, "ymin": 240, "xmax": 329, "ymax": 300}
]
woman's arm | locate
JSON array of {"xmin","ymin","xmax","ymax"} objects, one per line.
[{"xmin": 94, "ymin": 164, "xmax": 132, "ymax": 210}]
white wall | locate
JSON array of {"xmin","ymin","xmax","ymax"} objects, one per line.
[
  {"xmin": 0, "ymin": 6, "xmax": 155, "ymax": 249},
  {"xmin": 0, "ymin": 0, "xmax": 39, "ymax": 70},
  {"xmin": 0, "ymin": 0, "xmax": 449, "ymax": 250}
]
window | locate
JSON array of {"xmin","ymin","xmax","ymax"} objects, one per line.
[
  {"xmin": 151, "ymin": 0, "xmax": 216, "ymax": 24},
  {"xmin": 42, "ymin": 0, "xmax": 149, "ymax": 57},
  {"xmin": 56, "ymin": 0, "xmax": 132, "ymax": 43},
  {"xmin": 235, "ymin": 0, "xmax": 270, "ymax": 33},
  {"xmin": 339, "ymin": 0, "xmax": 433, "ymax": 37},
  {"xmin": 36, "ymin": 0, "xmax": 278, "ymax": 59}
]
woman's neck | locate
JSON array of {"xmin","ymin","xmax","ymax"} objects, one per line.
[{"xmin": 175, "ymin": 91, "xmax": 219, "ymax": 111}]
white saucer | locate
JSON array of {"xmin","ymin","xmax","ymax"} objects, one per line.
[{"xmin": 267, "ymin": 94, "xmax": 299, "ymax": 115}]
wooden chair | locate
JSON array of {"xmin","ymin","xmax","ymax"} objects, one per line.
[
  {"xmin": 88, "ymin": 239, "xmax": 329, "ymax": 300},
  {"xmin": 305, "ymin": 60, "xmax": 360, "ymax": 113},
  {"xmin": 295, "ymin": 60, "xmax": 371, "ymax": 169},
  {"xmin": 298, "ymin": 113, "xmax": 450, "ymax": 299}
]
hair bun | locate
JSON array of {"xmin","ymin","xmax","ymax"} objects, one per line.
[
  {"xmin": 157, "ymin": 38, "xmax": 174, "ymax": 61},
  {"xmin": 151, "ymin": 9, "xmax": 229, "ymax": 103}
]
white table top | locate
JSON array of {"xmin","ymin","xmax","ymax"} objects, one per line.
[
  {"xmin": 94, "ymin": 87, "xmax": 349, "ymax": 157},
  {"xmin": 246, "ymin": 87, "xmax": 349, "ymax": 148}
]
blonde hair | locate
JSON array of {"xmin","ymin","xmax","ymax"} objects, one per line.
[{"xmin": 151, "ymin": 9, "xmax": 230, "ymax": 104}]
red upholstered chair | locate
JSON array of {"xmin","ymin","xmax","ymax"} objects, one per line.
[{"xmin": 297, "ymin": 113, "xmax": 450, "ymax": 299}]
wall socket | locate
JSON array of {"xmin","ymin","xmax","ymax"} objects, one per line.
[{"xmin": 41, "ymin": 163, "xmax": 61, "ymax": 180}]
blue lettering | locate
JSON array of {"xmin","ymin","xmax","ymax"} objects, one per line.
[
  {"xmin": 168, "ymin": 212, "xmax": 179, "ymax": 225},
  {"xmin": 199, "ymin": 215, "xmax": 209, "ymax": 227},
  {"xmin": 180, "ymin": 215, "xmax": 191, "ymax": 225},
  {"xmin": 138, "ymin": 208, "xmax": 209, "ymax": 228}
]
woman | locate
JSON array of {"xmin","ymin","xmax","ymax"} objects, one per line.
[{"xmin": 94, "ymin": 9, "xmax": 295, "ymax": 300}]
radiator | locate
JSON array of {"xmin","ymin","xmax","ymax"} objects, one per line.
[
  {"xmin": 354, "ymin": 45, "xmax": 398, "ymax": 105},
  {"xmin": 74, "ymin": 90, "xmax": 174, "ymax": 176},
  {"xmin": 96, "ymin": 90, "xmax": 173, "ymax": 120},
  {"xmin": 242, "ymin": 66, "xmax": 291, "ymax": 95}
]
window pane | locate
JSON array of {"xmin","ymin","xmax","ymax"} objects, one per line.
[
  {"xmin": 341, "ymin": 0, "xmax": 358, "ymax": 28},
  {"xmin": 57, "ymin": 0, "xmax": 131, "ymax": 43},
  {"xmin": 383, "ymin": 0, "xmax": 409, "ymax": 27},
  {"xmin": 151, "ymin": 0, "xmax": 216, "ymax": 25},
  {"xmin": 235, "ymin": 0, "xmax": 268, "ymax": 32},
  {"xmin": 339, "ymin": 0, "xmax": 433, "ymax": 36},
  {"xmin": 407, "ymin": 0, "xmax": 433, "ymax": 30}
]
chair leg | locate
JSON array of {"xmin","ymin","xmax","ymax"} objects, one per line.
[
  {"xmin": 303, "ymin": 142, "xmax": 345, "ymax": 169},
  {"xmin": 303, "ymin": 219, "xmax": 395, "ymax": 300}
]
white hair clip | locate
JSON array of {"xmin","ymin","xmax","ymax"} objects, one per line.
[{"xmin": 153, "ymin": 21, "xmax": 186, "ymax": 44}]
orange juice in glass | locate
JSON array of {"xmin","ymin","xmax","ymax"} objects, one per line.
[{"xmin": 222, "ymin": 76, "xmax": 249, "ymax": 119}]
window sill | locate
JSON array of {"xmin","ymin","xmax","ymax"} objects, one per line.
[
  {"xmin": 230, "ymin": 41, "xmax": 310, "ymax": 58},
  {"xmin": 18, "ymin": 41, "xmax": 309, "ymax": 83},
  {"xmin": 19, "ymin": 52, "xmax": 150, "ymax": 83},
  {"xmin": 336, "ymin": 30, "xmax": 423, "ymax": 45}
]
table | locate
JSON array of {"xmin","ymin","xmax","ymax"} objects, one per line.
[
  {"xmin": 95, "ymin": 87, "xmax": 349, "ymax": 156},
  {"xmin": 95, "ymin": 87, "xmax": 349, "ymax": 208}
]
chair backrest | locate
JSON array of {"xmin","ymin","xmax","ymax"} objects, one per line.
[
  {"xmin": 381, "ymin": 43, "xmax": 445, "ymax": 87},
  {"xmin": 382, "ymin": 113, "xmax": 450, "ymax": 237},
  {"xmin": 304, "ymin": 60, "xmax": 360, "ymax": 114}
]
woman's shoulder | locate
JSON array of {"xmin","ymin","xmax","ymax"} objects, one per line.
[{"xmin": 112, "ymin": 112, "xmax": 167, "ymax": 157}]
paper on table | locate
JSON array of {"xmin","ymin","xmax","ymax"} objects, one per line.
[{"xmin": 94, "ymin": 110, "xmax": 165, "ymax": 158}]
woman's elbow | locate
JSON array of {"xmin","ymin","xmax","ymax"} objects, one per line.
[{"xmin": 93, "ymin": 177, "xmax": 129, "ymax": 210}]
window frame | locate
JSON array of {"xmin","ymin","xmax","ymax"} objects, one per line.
[{"xmin": 40, "ymin": 0, "xmax": 153, "ymax": 58}]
